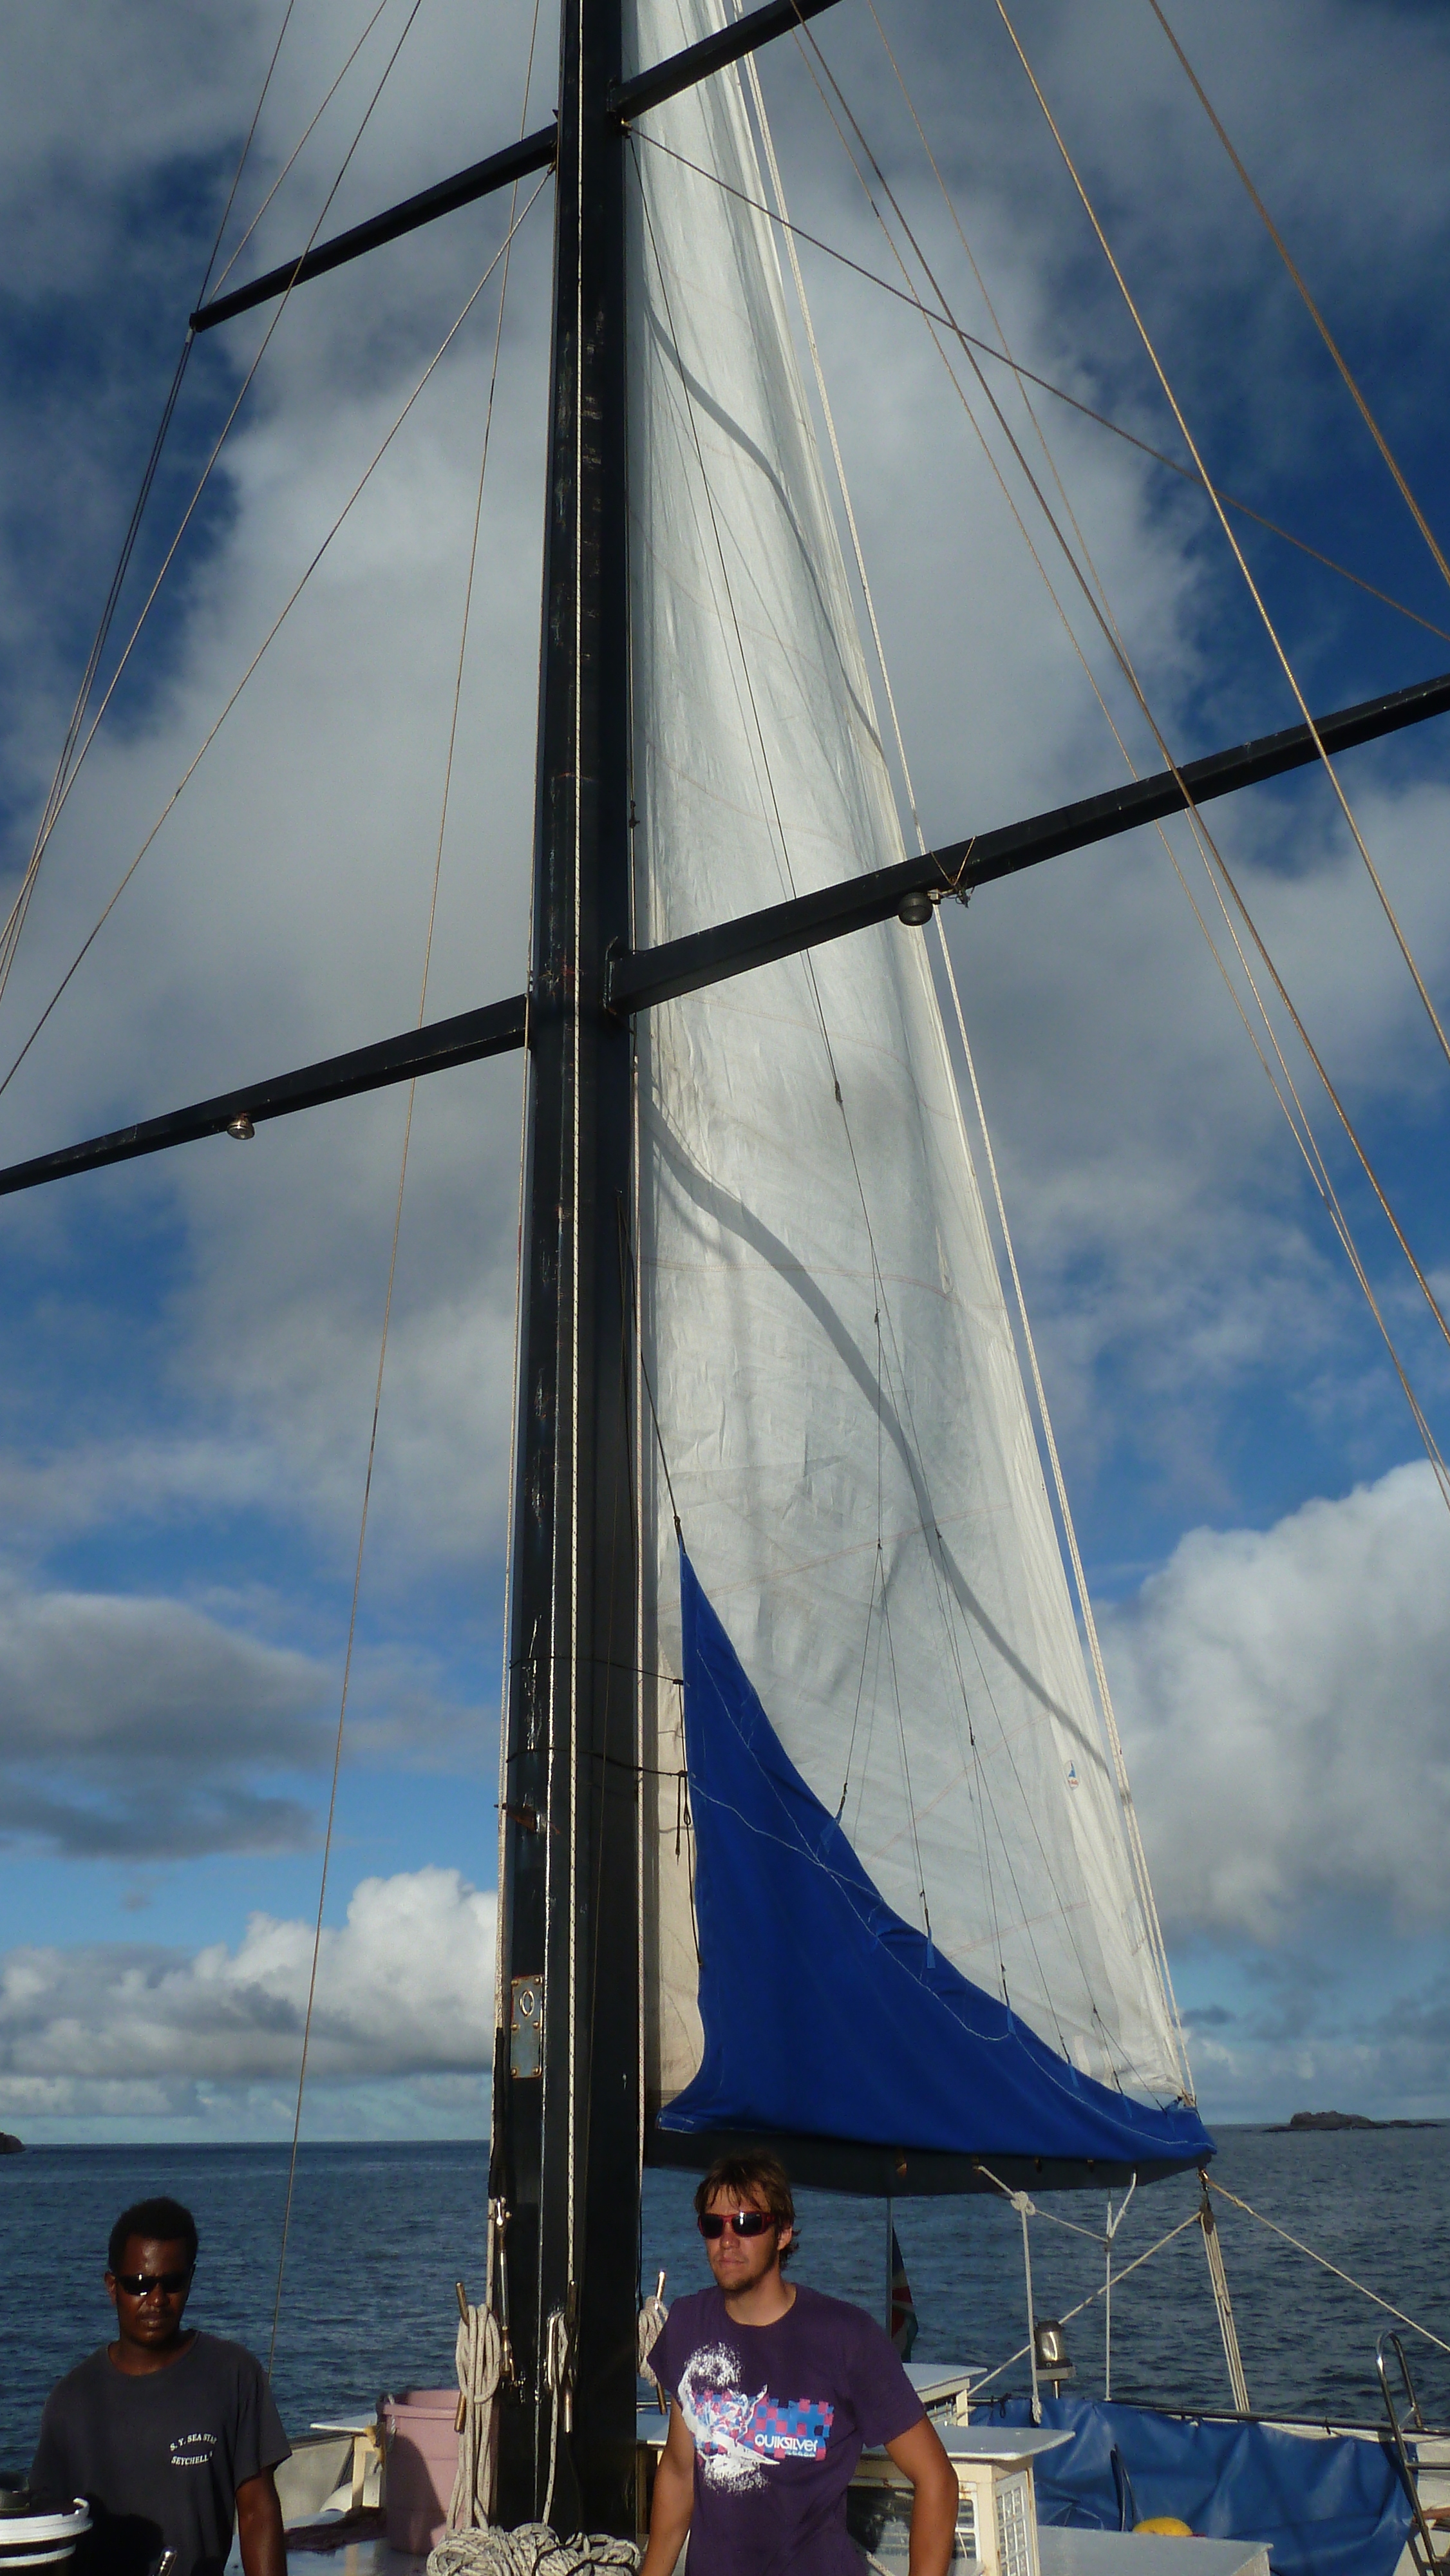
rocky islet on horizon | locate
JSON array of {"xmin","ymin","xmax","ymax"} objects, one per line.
[{"xmin": 1269, "ymin": 2109, "xmax": 1440, "ymax": 2132}]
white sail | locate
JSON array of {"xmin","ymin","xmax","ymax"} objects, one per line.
[{"xmin": 626, "ymin": 0, "xmax": 1186, "ymax": 2118}]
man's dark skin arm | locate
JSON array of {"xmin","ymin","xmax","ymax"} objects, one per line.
[{"xmin": 235, "ymin": 2468, "xmax": 287, "ymax": 2576}]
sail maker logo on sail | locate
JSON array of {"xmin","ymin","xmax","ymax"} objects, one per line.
[{"xmin": 677, "ymin": 2345, "xmax": 833, "ymax": 2486}]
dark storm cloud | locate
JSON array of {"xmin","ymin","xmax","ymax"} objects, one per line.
[{"xmin": 0, "ymin": 1580, "xmax": 329, "ymax": 1857}]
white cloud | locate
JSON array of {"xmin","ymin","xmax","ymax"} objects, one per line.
[
  {"xmin": 1107, "ymin": 1460, "xmax": 1450, "ymax": 1944},
  {"xmin": 5, "ymin": 0, "xmax": 1447, "ymax": 1570},
  {"xmin": 3, "ymin": 0, "xmax": 1450, "ymax": 2140},
  {"xmin": 0, "ymin": 1864, "xmax": 494, "ymax": 2123}
]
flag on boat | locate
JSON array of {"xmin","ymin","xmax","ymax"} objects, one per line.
[{"xmin": 889, "ymin": 2230, "xmax": 918, "ymax": 2361}]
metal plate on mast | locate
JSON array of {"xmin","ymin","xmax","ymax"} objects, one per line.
[{"xmin": 511, "ymin": 1976, "xmax": 544, "ymax": 2078}]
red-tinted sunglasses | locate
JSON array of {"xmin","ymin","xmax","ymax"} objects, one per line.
[{"xmin": 698, "ymin": 2210, "xmax": 775, "ymax": 2240}]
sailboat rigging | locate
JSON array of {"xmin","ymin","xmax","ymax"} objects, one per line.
[{"xmin": 9, "ymin": 0, "xmax": 1450, "ymax": 2553}]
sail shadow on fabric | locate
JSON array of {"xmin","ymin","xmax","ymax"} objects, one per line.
[
  {"xmin": 659, "ymin": 1551, "xmax": 1212, "ymax": 2171},
  {"xmin": 626, "ymin": 0, "xmax": 1194, "ymax": 2145}
]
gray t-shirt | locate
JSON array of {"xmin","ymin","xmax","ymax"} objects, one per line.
[{"xmin": 31, "ymin": 2331, "xmax": 290, "ymax": 2576}]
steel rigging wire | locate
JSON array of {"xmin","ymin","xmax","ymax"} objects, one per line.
[
  {"xmin": 0, "ymin": 178, "xmax": 550, "ymax": 1117},
  {"xmin": 627, "ymin": 128, "xmax": 1450, "ymax": 654},
  {"xmin": 824, "ymin": 12, "xmax": 1450, "ymax": 1527},
  {"xmin": 266, "ymin": 0, "xmax": 547, "ymax": 2373},
  {"xmin": 991, "ymin": 0, "xmax": 1450, "ymax": 1081},
  {"xmin": 783, "ymin": 8, "xmax": 1450, "ymax": 1456},
  {"xmin": 0, "ymin": 0, "xmax": 433, "ymax": 1013}
]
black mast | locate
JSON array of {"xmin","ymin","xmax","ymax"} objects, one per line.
[{"xmin": 491, "ymin": 0, "xmax": 639, "ymax": 2533}]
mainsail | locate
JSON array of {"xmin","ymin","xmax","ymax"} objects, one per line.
[{"xmin": 626, "ymin": 0, "xmax": 1205, "ymax": 2167}]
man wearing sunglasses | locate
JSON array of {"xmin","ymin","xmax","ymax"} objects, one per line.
[
  {"xmin": 642, "ymin": 2153, "xmax": 957, "ymax": 2575},
  {"xmin": 30, "ymin": 2196, "xmax": 289, "ymax": 2576}
]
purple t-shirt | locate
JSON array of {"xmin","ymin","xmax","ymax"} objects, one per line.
[{"xmin": 648, "ymin": 2281, "xmax": 923, "ymax": 2575}]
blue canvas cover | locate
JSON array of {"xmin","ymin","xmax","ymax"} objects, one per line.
[
  {"xmin": 985, "ymin": 2395, "xmax": 1413, "ymax": 2576},
  {"xmin": 658, "ymin": 1551, "xmax": 1213, "ymax": 2168}
]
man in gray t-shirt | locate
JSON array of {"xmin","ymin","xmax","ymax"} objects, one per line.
[{"xmin": 31, "ymin": 2196, "xmax": 289, "ymax": 2576}]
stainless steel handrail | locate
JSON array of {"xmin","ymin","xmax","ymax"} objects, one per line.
[{"xmin": 1378, "ymin": 2330, "xmax": 1447, "ymax": 2573}]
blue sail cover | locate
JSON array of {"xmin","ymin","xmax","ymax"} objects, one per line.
[
  {"xmin": 659, "ymin": 1551, "xmax": 1212, "ymax": 2168},
  {"xmin": 986, "ymin": 2396, "xmax": 1412, "ymax": 2576}
]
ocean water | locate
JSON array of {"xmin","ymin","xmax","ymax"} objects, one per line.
[{"xmin": 3, "ymin": 2126, "xmax": 1448, "ymax": 2471}]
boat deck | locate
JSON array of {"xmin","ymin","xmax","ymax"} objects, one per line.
[
  {"xmin": 270, "ymin": 2533, "xmax": 1272, "ymax": 2575},
  {"xmin": 1039, "ymin": 2541, "xmax": 1267, "ymax": 2576},
  {"xmin": 270, "ymin": 2407, "xmax": 1440, "ymax": 2576}
]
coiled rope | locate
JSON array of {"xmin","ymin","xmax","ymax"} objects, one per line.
[
  {"xmin": 448, "ymin": 2302, "xmax": 505, "ymax": 2532},
  {"xmin": 428, "ymin": 2529, "xmax": 639, "ymax": 2575},
  {"xmin": 637, "ymin": 2275, "xmax": 669, "ymax": 2401}
]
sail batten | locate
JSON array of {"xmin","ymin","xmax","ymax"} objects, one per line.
[{"xmin": 628, "ymin": 0, "xmax": 1192, "ymax": 2157}]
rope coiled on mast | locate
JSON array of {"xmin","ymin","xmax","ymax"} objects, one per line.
[
  {"xmin": 447, "ymin": 2302, "xmax": 505, "ymax": 2532},
  {"xmin": 636, "ymin": 2275, "xmax": 669, "ymax": 2396}
]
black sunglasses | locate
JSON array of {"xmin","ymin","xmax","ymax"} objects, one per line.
[
  {"xmin": 114, "ymin": 2269, "xmax": 193, "ymax": 2297},
  {"xmin": 698, "ymin": 2210, "xmax": 776, "ymax": 2240}
]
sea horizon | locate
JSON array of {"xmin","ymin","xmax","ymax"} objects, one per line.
[{"xmin": 4, "ymin": 2126, "xmax": 1449, "ymax": 2471}]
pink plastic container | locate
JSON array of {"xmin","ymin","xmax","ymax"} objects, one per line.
[{"xmin": 380, "ymin": 2388, "xmax": 460, "ymax": 2555}]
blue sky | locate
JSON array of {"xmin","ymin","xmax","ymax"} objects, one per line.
[{"xmin": 3, "ymin": 0, "xmax": 1450, "ymax": 2139}]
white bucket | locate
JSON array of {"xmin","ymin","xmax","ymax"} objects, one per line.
[{"xmin": 0, "ymin": 2496, "xmax": 91, "ymax": 2572}]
